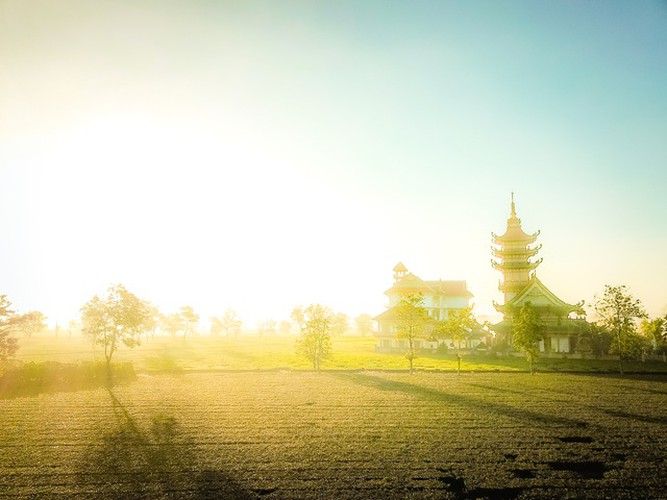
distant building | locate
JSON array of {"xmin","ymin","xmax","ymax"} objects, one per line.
[
  {"xmin": 491, "ymin": 194, "xmax": 588, "ymax": 354},
  {"xmin": 373, "ymin": 263, "xmax": 482, "ymax": 353}
]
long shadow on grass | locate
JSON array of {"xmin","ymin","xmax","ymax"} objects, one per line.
[
  {"xmin": 335, "ymin": 373, "xmax": 587, "ymax": 427},
  {"xmin": 467, "ymin": 374, "xmax": 667, "ymax": 426},
  {"xmin": 78, "ymin": 389, "xmax": 255, "ymax": 499}
]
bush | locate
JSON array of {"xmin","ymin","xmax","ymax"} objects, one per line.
[{"xmin": 0, "ymin": 361, "xmax": 136, "ymax": 399}]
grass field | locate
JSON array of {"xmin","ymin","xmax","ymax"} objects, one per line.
[
  {"xmin": 14, "ymin": 334, "xmax": 667, "ymax": 373},
  {"xmin": 1, "ymin": 372, "xmax": 665, "ymax": 499}
]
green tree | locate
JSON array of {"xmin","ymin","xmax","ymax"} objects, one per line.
[
  {"xmin": 434, "ymin": 306, "xmax": 477, "ymax": 375},
  {"xmin": 594, "ymin": 285, "xmax": 647, "ymax": 374},
  {"xmin": 511, "ymin": 302, "xmax": 543, "ymax": 374},
  {"xmin": 641, "ymin": 317, "xmax": 666, "ymax": 354},
  {"xmin": 355, "ymin": 314, "xmax": 373, "ymax": 337},
  {"xmin": 295, "ymin": 304, "xmax": 333, "ymax": 370},
  {"xmin": 80, "ymin": 284, "xmax": 151, "ymax": 378},
  {"xmin": 0, "ymin": 295, "xmax": 21, "ymax": 364},
  {"xmin": 394, "ymin": 294, "xmax": 430, "ymax": 373}
]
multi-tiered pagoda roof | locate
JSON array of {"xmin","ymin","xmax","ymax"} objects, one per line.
[{"xmin": 491, "ymin": 194, "xmax": 543, "ymax": 297}]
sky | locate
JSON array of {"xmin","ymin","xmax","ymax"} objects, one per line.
[{"xmin": 1, "ymin": 0, "xmax": 666, "ymax": 328}]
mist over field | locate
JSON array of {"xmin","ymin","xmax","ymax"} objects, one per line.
[{"xmin": 2, "ymin": 1, "xmax": 667, "ymax": 498}]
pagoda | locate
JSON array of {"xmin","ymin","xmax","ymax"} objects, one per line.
[
  {"xmin": 491, "ymin": 194, "xmax": 587, "ymax": 355},
  {"xmin": 491, "ymin": 192, "xmax": 542, "ymax": 303}
]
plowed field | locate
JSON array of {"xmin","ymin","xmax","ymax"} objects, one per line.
[{"xmin": 1, "ymin": 372, "xmax": 665, "ymax": 499}]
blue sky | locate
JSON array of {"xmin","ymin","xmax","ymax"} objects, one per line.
[{"xmin": 1, "ymin": 1, "xmax": 666, "ymax": 326}]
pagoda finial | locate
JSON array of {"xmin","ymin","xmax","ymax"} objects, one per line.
[{"xmin": 510, "ymin": 192, "xmax": 516, "ymax": 218}]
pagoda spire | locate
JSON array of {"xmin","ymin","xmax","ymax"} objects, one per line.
[{"xmin": 491, "ymin": 194, "xmax": 542, "ymax": 302}]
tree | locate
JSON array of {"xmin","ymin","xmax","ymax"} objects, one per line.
[
  {"xmin": 179, "ymin": 306, "xmax": 199, "ymax": 337},
  {"xmin": 295, "ymin": 304, "xmax": 333, "ymax": 370},
  {"xmin": 0, "ymin": 295, "xmax": 48, "ymax": 365},
  {"xmin": 278, "ymin": 320, "xmax": 293, "ymax": 336},
  {"xmin": 434, "ymin": 306, "xmax": 477, "ymax": 375},
  {"xmin": 143, "ymin": 304, "xmax": 161, "ymax": 339},
  {"xmin": 355, "ymin": 314, "xmax": 373, "ymax": 337},
  {"xmin": 221, "ymin": 309, "xmax": 242, "ymax": 337},
  {"xmin": 161, "ymin": 313, "xmax": 184, "ymax": 337},
  {"xmin": 290, "ymin": 306, "xmax": 306, "ymax": 332},
  {"xmin": 17, "ymin": 311, "xmax": 47, "ymax": 338},
  {"xmin": 331, "ymin": 313, "xmax": 349, "ymax": 337},
  {"xmin": 594, "ymin": 285, "xmax": 647, "ymax": 374},
  {"xmin": 641, "ymin": 317, "xmax": 667, "ymax": 355},
  {"xmin": 80, "ymin": 284, "xmax": 151, "ymax": 378},
  {"xmin": 0, "ymin": 295, "xmax": 20, "ymax": 364},
  {"xmin": 394, "ymin": 294, "xmax": 430, "ymax": 373},
  {"xmin": 257, "ymin": 319, "xmax": 276, "ymax": 336},
  {"xmin": 210, "ymin": 316, "xmax": 224, "ymax": 336},
  {"xmin": 511, "ymin": 302, "xmax": 543, "ymax": 374}
]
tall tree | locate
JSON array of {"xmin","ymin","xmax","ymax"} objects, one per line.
[
  {"xmin": 594, "ymin": 285, "xmax": 647, "ymax": 374},
  {"xmin": 511, "ymin": 302, "xmax": 543, "ymax": 374},
  {"xmin": 434, "ymin": 306, "xmax": 477, "ymax": 375},
  {"xmin": 394, "ymin": 294, "xmax": 430, "ymax": 374},
  {"xmin": 80, "ymin": 284, "xmax": 151, "ymax": 377},
  {"xmin": 295, "ymin": 304, "xmax": 333, "ymax": 370}
]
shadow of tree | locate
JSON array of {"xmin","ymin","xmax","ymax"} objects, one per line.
[
  {"xmin": 334, "ymin": 373, "xmax": 587, "ymax": 427},
  {"xmin": 78, "ymin": 389, "xmax": 255, "ymax": 499}
]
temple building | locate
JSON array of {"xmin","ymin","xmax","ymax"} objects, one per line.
[
  {"xmin": 373, "ymin": 263, "xmax": 483, "ymax": 352},
  {"xmin": 491, "ymin": 194, "xmax": 587, "ymax": 354}
]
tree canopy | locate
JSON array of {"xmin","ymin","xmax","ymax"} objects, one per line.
[
  {"xmin": 0, "ymin": 295, "xmax": 48, "ymax": 365},
  {"xmin": 295, "ymin": 304, "xmax": 333, "ymax": 370},
  {"xmin": 434, "ymin": 306, "xmax": 477, "ymax": 374},
  {"xmin": 594, "ymin": 285, "xmax": 647, "ymax": 372},
  {"xmin": 511, "ymin": 302, "xmax": 543, "ymax": 373},
  {"xmin": 394, "ymin": 294, "xmax": 430, "ymax": 373},
  {"xmin": 80, "ymin": 284, "xmax": 151, "ymax": 371}
]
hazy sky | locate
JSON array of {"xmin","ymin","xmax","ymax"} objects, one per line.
[{"xmin": 1, "ymin": 1, "xmax": 666, "ymax": 327}]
